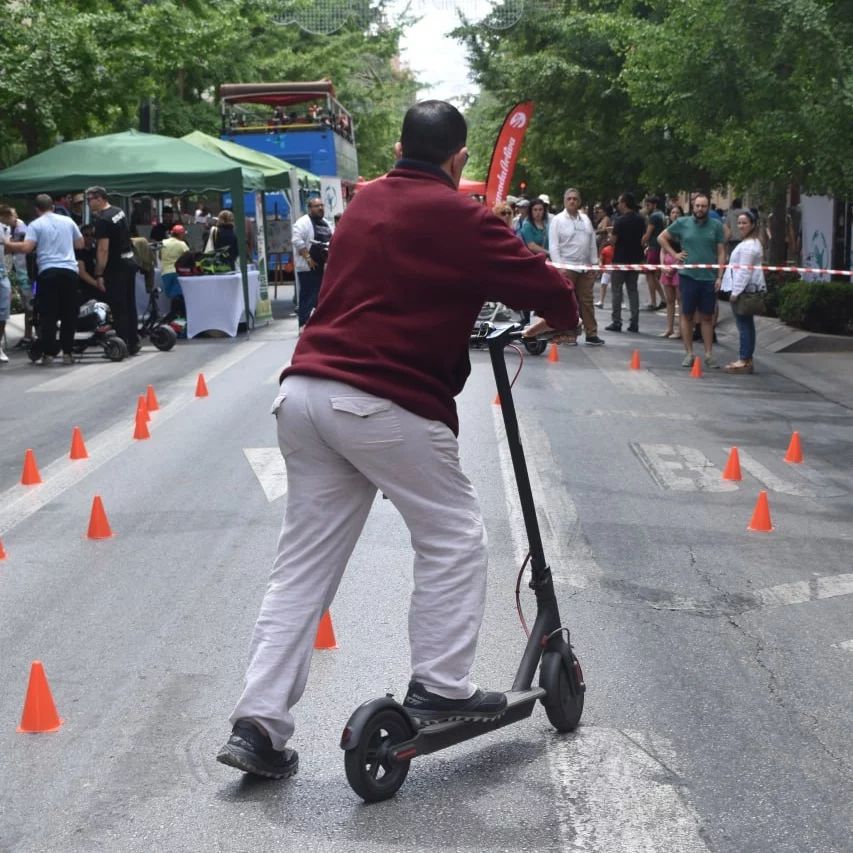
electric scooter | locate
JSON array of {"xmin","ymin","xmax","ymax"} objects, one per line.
[{"xmin": 340, "ymin": 324, "xmax": 585, "ymax": 802}]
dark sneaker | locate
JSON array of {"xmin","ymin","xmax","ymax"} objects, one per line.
[
  {"xmin": 627, "ymin": 323, "xmax": 639, "ymax": 333},
  {"xmin": 604, "ymin": 322, "xmax": 622, "ymax": 332},
  {"xmin": 216, "ymin": 720, "xmax": 299, "ymax": 779},
  {"xmin": 402, "ymin": 681, "xmax": 507, "ymax": 726},
  {"xmin": 585, "ymin": 335, "xmax": 605, "ymax": 346}
]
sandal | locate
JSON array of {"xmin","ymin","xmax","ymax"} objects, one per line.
[{"xmin": 659, "ymin": 330, "xmax": 674, "ymax": 338}]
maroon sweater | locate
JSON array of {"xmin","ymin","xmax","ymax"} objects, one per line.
[{"xmin": 284, "ymin": 162, "xmax": 578, "ymax": 434}]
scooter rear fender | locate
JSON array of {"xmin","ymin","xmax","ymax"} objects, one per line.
[{"xmin": 339, "ymin": 697, "xmax": 418, "ymax": 751}]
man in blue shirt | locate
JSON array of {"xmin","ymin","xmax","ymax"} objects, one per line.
[{"xmin": 4, "ymin": 194, "xmax": 84, "ymax": 365}]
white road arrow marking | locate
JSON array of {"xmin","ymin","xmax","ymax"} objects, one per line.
[
  {"xmin": 632, "ymin": 443, "xmax": 737, "ymax": 492},
  {"xmin": 243, "ymin": 448, "xmax": 287, "ymax": 502},
  {"xmin": 833, "ymin": 639, "xmax": 853, "ymax": 652}
]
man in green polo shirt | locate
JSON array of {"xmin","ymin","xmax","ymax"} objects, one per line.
[{"xmin": 658, "ymin": 194, "xmax": 725, "ymax": 369}]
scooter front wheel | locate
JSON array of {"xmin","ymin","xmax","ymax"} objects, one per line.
[
  {"xmin": 344, "ymin": 708, "xmax": 412, "ymax": 802},
  {"xmin": 523, "ymin": 339, "xmax": 548, "ymax": 356},
  {"xmin": 539, "ymin": 650, "xmax": 585, "ymax": 732}
]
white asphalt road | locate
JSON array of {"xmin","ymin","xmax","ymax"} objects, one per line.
[{"xmin": 1, "ymin": 308, "xmax": 851, "ymax": 853}]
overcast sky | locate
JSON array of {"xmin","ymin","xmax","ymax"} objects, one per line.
[{"xmin": 393, "ymin": 4, "xmax": 478, "ymax": 103}]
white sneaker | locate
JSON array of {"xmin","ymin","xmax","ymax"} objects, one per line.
[
  {"xmin": 0, "ymin": 348, "xmax": 8, "ymax": 363},
  {"xmin": 40, "ymin": 354, "xmax": 54, "ymax": 365}
]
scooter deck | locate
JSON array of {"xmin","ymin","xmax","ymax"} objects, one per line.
[{"xmin": 391, "ymin": 688, "xmax": 545, "ymax": 761}]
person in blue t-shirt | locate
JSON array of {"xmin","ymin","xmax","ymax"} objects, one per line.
[{"xmin": 520, "ymin": 198, "xmax": 549, "ymax": 256}]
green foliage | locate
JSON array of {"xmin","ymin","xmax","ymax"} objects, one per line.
[
  {"xmin": 777, "ymin": 280, "xmax": 853, "ymax": 335},
  {"xmin": 0, "ymin": 0, "xmax": 418, "ymax": 178},
  {"xmin": 455, "ymin": 0, "xmax": 853, "ymax": 202}
]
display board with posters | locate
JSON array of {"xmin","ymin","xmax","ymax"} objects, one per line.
[
  {"xmin": 267, "ymin": 219, "xmax": 293, "ymax": 254},
  {"xmin": 800, "ymin": 195, "xmax": 833, "ymax": 282},
  {"xmin": 253, "ymin": 191, "xmax": 272, "ymax": 323},
  {"xmin": 320, "ymin": 177, "xmax": 345, "ymax": 220}
]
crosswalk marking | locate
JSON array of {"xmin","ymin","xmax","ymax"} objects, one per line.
[
  {"xmin": 833, "ymin": 639, "xmax": 853, "ymax": 652},
  {"xmin": 243, "ymin": 448, "xmax": 287, "ymax": 502},
  {"xmin": 492, "ymin": 408, "xmax": 601, "ymax": 591},
  {"xmin": 752, "ymin": 573, "xmax": 853, "ymax": 608},
  {"xmin": 548, "ymin": 727, "xmax": 710, "ymax": 852},
  {"xmin": 602, "ymin": 369, "xmax": 671, "ymax": 396},
  {"xmin": 585, "ymin": 408, "xmax": 695, "ymax": 420},
  {"xmin": 27, "ymin": 353, "xmax": 158, "ymax": 393}
]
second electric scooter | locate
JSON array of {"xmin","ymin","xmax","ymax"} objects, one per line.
[{"xmin": 340, "ymin": 324, "xmax": 585, "ymax": 802}]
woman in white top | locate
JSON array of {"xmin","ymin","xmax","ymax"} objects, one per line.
[{"xmin": 720, "ymin": 210, "xmax": 765, "ymax": 373}]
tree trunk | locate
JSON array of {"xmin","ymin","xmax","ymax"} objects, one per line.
[{"xmin": 768, "ymin": 183, "xmax": 788, "ymax": 266}]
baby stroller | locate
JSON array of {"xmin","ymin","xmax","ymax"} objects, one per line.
[{"xmin": 28, "ymin": 297, "xmax": 129, "ymax": 362}]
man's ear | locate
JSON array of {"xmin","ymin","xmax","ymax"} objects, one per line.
[{"xmin": 393, "ymin": 141, "xmax": 403, "ymax": 160}]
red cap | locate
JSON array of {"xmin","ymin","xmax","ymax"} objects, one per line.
[{"xmin": 170, "ymin": 224, "xmax": 186, "ymax": 237}]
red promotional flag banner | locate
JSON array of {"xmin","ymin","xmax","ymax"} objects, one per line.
[{"xmin": 485, "ymin": 102, "xmax": 535, "ymax": 207}]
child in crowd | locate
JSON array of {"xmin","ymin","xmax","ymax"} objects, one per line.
[
  {"xmin": 595, "ymin": 233, "xmax": 614, "ymax": 308},
  {"xmin": 659, "ymin": 238, "xmax": 681, "ymax": 337}
]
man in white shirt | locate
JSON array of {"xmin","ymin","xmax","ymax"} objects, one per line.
[
  {"xmin": 291, "ymin": 197, "xmax": 334, "ymax": 330},
  {"xmin": 4, "ymin": 194, "xmax": 83, "ymax": 365},
  {"xmin": 548, "ymin": 188, "xmax": 604, "ymax": 345}
]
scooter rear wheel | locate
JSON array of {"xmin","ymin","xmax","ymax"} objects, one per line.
[
  {"xmin": 344, "ymin": 709, "xmax": 411, "ymax": 802},
  {"xmin": 539, "ymin": 650, "xmax": 585, "ymax": 732}
]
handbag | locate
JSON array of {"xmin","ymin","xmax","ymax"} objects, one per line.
[
  {"xmin": 733, "ymin": 290, "xmax": 766, "ymax": 316},
  {"xmin": 204, "ymin": 226, "xmax": 217, "ymax": 253}
]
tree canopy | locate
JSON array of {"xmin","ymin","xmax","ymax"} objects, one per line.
[
  {"xmin": 455, "ymin": 0, "xmax": 853, "ymax": 203},
  {"xmin": 0, "ymin": 0, "xmax": 418, "ymax": 178}
]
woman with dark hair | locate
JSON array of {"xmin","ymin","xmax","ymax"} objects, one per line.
[
  {"xmin": 720, "ymin": 209, "xmax": 765, "ymax": 373},
  {"xmin": 520, "ymin": 198, "xmax": 550, "ymax": 256},
  {"xmin": 658, "ymin": 204, "xmax": 683, "ymax": 337}
]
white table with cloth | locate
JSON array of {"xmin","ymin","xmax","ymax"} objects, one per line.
[{"xmin": 177, "ymin": 270, "xmax": 260, "ymax": 338}]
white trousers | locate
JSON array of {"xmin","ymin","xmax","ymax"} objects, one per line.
[{"xmin": 230, "ymin": 375, "xmax": 488, "ymax": 749}]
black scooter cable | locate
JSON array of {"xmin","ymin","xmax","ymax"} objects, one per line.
[{"xmin": 515, "ymin": 552, "xmax": 532, "ymax": 637}]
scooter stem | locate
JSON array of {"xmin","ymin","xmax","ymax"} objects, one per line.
[{"xmin": 487, "ymin": 327, "xmax": 562, "ymax": 691}]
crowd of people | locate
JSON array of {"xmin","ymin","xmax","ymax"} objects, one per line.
[
  {"xmin": 0, "ymin": 190, "xmax": 248, "ymax": 365},
  {"xmin": 494, "ymin": 190, "xmax": 767, "ymax": 373},
  {"xmin": 224, "ymin": 103, "xmax": 354, "ymax": 143}
]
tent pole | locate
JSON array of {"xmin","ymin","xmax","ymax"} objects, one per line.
[{"xmin": 231, "ymin": 175, "xmax": 251, "ymax": 340}]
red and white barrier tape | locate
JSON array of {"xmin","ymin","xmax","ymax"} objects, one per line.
[{"xmin": 549, "ymin": 261, "xmax": 853, "ymax": 277}]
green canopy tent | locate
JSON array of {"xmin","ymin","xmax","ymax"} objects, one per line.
[
  {"xmin": 181, "ymin": 130, "xmax": 319, "ymax": 192},
  {"xmin": 0, "ymin": 129, "xmax": 256, "ymax": 331}
]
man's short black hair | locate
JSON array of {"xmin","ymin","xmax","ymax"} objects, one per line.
[
  {"xmin": 34, "ymin": 193, "xmax": 54, "ymax": 212},
  {"xmin": 85, "ymin": 186, "xmax": 109, "ymax": 201},
  {"xmin": 400, "ymin": 100, "xmax": 467, "ymax": 165},
  {"xmin": 619, "ymin": 192, "xmax": 638, "ymax": 211}
]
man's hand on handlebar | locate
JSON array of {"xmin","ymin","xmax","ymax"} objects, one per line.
[{"xmin": 521, "ymin": 317, "xmax": 576, "ymax": 344}]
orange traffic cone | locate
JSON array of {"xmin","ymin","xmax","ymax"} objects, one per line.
[
  {"xmin": 690, "ymin": 356, "xmax": 703, "ymax": 378},
  {"xmin": 314, "ymin": 610, "xmax": 338, "ymax": 650},
  {"xmin": 747, "ymin": 490, "xmax": 774, "ymax": 532},
  {"xmin": 0, "ymin": 538, "xmax": 6, "ymax": 560},
  {"xmin": 722, "ymin": 447, "xmax": 742, "ymax": 481},
  {"xmin": 629, "ymin": 350, "xmax": 641, "ymax": 370},
  {"xmin": 547, "ymin": 342, "xmax": 559, "ymax": 363},
  {"xmin": 137, "ymin": 395, "xmax": 150, "ymax": 422},
  {"xmin": 20, "ymin": 449, "xmax": 42, "ymax": 485},
  {"xmin": 133, "ymin": 407, "xmax": 150, "ymax": 440},
  {"xmin": 493, "ymin": 394, "xmax": 501, "ymax": 406},
  {"xmin": 17, "ymin": 661, "xmax": 63, "ymax": 733},
  {"xmin": 195, "ymin": 373, "xmax": 209, "ymax": 397},
  {"xmin": 87, "ymin": 495, "xmax": 114, "ymax": 539},
  {"xmin": 145, "ymin": 384, "xmax": 160, "ymax": 412},
  {"xmin": 784, "ymin": 431, "xmax": 803, "ymax": 464},
  {"xmin": 69, "ymin": 426, "xmax": 89, "ymax": 460}
]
